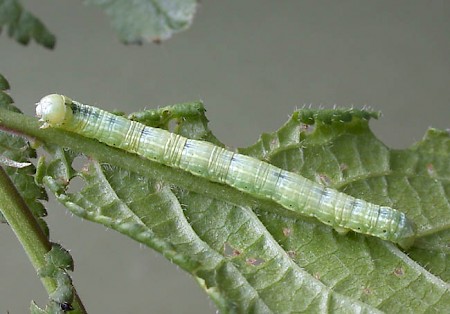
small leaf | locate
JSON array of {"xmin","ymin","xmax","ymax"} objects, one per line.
[
  {"xmin": 84, "ymin": 0, "xmax": 197, "ymax": 43},
  {"xmin": 129, "ymin": 101, "xmax": 222, "ymax": 145},
  {"xmin": 43, "ymin": 243, "xmax": 74, "ymax": 273},
  {"xmin": 0, "ymin": 0, "xmax": 56, "ymax": 48},
  {"xmin": 0, "ymin": 73, "xmax": 10, "ymax": 90},
  {"xmin": 0, "ymin": 75, "xmax": 48, "ymax": 228},
  {"xmin": 30, "ymin": 300, "xmax": 67, "ymax": 314},
  {"xmin": 0, "ymin": 77, "xmax": 19, "ymax": 113},
  {"xmin": 30, "ymin": 301, "xmax": 47, "ymax": 314},
  {"xmin": 37, "ymin": 243, "xmax": 75, "ymax": 312}
]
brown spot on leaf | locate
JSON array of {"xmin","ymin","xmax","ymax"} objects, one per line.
[
  {"xmin": 287, "ymin": 250, "xmax": 297, "ymax": 258},
  {"xmin": 426, "ymin": 163, "xmax": 435, "ymax": 177},
  {"xmin": 246, "ymin": 257, "xmax": 265, "ymax": 266},
  {"xmin": 393, "ymin": 267, "xmax": 404, "ymax": 277},
  {"xmin": 316, "ymin": 173, "xmax": 331, "ymax": 186},
  {"xmin": 223, "ymin": 243, "xmax": 240, "ymax": 257},
  {"xmin": 283, "ymin": 227, "xmax": 292, "ymax": 237}
]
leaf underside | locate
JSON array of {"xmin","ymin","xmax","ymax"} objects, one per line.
[
  {"xmin": 0, "ymin": 0, "xmax": 55, "ymax": 49},
  {"xmin": 34, "ymin": 100, "xmax": 450, "ymax": 313},
  {"xmin": 84, "ymin": 0, "xmax": 197, "ymax": 44}
]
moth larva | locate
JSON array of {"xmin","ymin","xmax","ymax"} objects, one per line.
[{"xmin": 36, "ymin": 94, "xmax": 416, "ymax": 248}]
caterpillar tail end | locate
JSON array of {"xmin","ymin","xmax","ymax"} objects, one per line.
[
  {"xmin": 397, "ymin": 236, "xmax": 415, "ymax": 250},
  {"xmin": 396, "ymin": 220, "xmax": 417, "ymax": 250}
]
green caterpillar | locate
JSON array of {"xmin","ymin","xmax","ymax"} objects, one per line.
[{"xmin": 36, "ymin": 94, "xmax": 416, "ymax": 248}]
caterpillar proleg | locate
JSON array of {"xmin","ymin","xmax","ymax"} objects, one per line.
[{"xmin": 36, "ymin": 94, "xmax": 416, "ymax": 248}]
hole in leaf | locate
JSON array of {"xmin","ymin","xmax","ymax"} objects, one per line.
[
  {"xmin": 246, "ymin": 257, "xmax": 265, "ymax": 266},
  {"xmin": 426, "ymin": 163, "xmax": 435, "ymax": 177},
  {"xmin": 168, "ymin": 119, "xmax": 178, "ymax": 133},
  {"xmin": 71, "ymin": 155, "xmax": 90, "ymax": 173},
  {"xmin": 283, "ymin": 227, "xmax": 292, "ymax": 237},
  {"xmin": 223, "ymin": 242, "xmax": 240, "ymax": 257},
  {"xmin": 315, "ymin": 173, "xmax": 331, "ymax": 186},
  {"xmin": 66, "ymin": 176, "xmax": 86, "ymax": 195},
  {"xmin": 299, "ymin": 122, "xmax": 315, "ymax": 135}
]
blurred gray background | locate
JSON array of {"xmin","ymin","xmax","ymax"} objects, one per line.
[{"xmin": 1, "ymin": 1, "xmax": 449, "ymax": 313}]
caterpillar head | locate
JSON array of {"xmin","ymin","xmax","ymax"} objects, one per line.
[{"xmin": 36, "ymin": 94, "xmax": 73, "ymax": 128}]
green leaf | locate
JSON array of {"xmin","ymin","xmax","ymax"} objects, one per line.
[
  {"xmin": 128, "ymin": 101, "xmax": 223, "ymax": 145},
  {"xmin": 36, "ymin": 243, "xmax": 75, "ymax": 312},
  {"xmin": 0, "ymin": 0, "xmax": 55, "ymax": 49},
  {"xmin": 30, "ymin": 301, "xmax": 47, "ymax": 314},
  {"xmin": 30, "ymin": 300, "xmax": 68, "ymax": 314},
  {"xmin": 35, "ymin": 104, "xmax": 450, "ymax": 312},
  {"xmin": 84, "ymin": 0, "xmax": 197, "ymax": 44},
  {"xmin": 0, "ymin": 73, "xmax": 10, "ymax": 90},
  {"xmin": 0, "ymin": 76, "xmax": 48, "ymax": 230}
]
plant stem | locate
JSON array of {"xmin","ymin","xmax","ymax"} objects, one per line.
[
  {"xmin": 0, "ymin": 165, "xmax": 53, "ymax": 283},
  {"xmin": 0, "ymin": 165, "xmax": 87, "ymax": 312}
]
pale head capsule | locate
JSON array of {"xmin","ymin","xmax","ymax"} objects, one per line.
[{"xmin": 36, "ymin": 94, "xmax": 73, "ymax": 128}]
